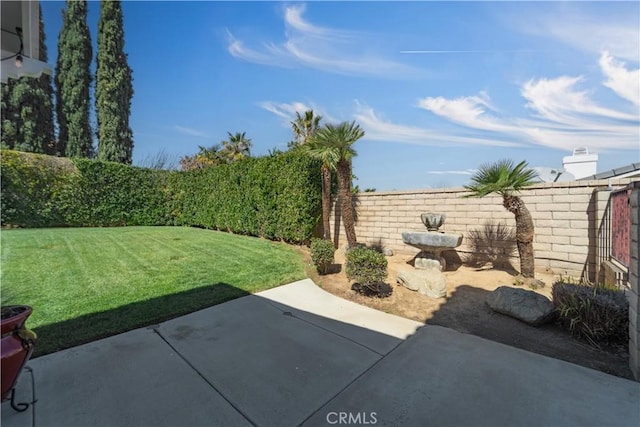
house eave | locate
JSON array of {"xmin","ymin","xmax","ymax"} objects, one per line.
[{"xmin": 1, "ymin": 1, "xmax": 52, "ymax": 84}]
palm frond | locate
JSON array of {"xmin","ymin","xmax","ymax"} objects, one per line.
[
  {"xmin": 291, "ymin": 109, "xmax": 322, "ymax": 145},
  {"xmin": 464, "ymin": 159, "xmax": 538, "ymax": 198},
  {"xmin": 304, "ymin": 121, "xmax": 365, "ymax": 167}
]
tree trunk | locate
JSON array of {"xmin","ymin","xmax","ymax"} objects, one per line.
[
  {"xmin": 503, "ymin": 195, "xmax": 535, "ymax": 278},
  {"xmin": 321, "ymin": 164, "xmax": 332, "ymax": 241},
  {"xmin": 337, "ymin": 159, "xmax": 357, "ymax": 248}
]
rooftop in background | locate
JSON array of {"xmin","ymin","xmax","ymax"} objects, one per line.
[{"xmin": 580, "ymin": 163, "xmax": 640, "ymax": 181}]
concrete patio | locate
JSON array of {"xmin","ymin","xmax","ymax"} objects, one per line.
[{"xmin": 2, "ymin": 279, "xmax": 639, "ymax": 426}]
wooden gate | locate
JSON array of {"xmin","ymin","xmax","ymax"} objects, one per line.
[{"xmin": 611, "ymin": 187, "xmax": 631, "ymax": 267}]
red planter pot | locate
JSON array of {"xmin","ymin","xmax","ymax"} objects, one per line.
[{"xmin": 1, "ymin": 305, "xmax": 36, "ymax": 402}]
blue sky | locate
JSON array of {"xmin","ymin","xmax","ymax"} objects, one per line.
[{"xmin": 41, "ymin": 1, "xmax": 639, "ymax": 191}]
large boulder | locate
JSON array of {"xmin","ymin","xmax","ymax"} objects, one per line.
[
  {"xmin": 397, "ymin": 270, "xmax": 421, "ymax": 291},
  {"xmin": 396, "ymin": 269, "xmax": 447, "ymax": 298},
  {"xmin": 419, "ymin": 271, "xmax": 447, "ymax": 298},
  {"xmin": 486, "ymin": 286, "xmax": 556, "ymax": 326}
]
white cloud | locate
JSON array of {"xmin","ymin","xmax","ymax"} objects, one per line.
[
  {"xmin": 417, "ymin": 94, "xmax": 513, "ymax": 133},
  {"xmin": 426, "ymin": 169, "xmax": 476, "ymax": 175},
  {"xmin": 511, "ymin": 7, "xmax": 640, "ymax": 61},
  {"xmin": 262, "ymin": 99, "xmax": 521, "ymax": 147},
  {"xmin": 521, "ymin": 76, "xmax": 637, "ymax": 124},
  {"xmin": 546, "ymin": 21, "xmax": 638, "ymax": 62},
  {"xmin": 599, "ymin": 51, "xmax": 640, "ymax": 107},
  {"xmin": 259, "ymin": 101, "xmax": 340, "ymax": 126},
  {"xmin": 414, "ymin": 55, "xmax": 639, "ymax": 152},
  {"xmin": 260, "ymin": 52, "xmax": 639, "ymax": 153},
  {"xmin": 226, "ymin": 30, "xmax": 290, "ymax": 67},
  {"xmin": 283, "ymin": 4, "xmax": 352, "ymax": 40},
  {"xmin": 226, "ymin": 4, "xmax": 417, "ymax": 78},
  {"xmin": 259, "ymin": 101, "xmax": 312, "ymax": 120},
  {"xmin": 174, "ymin": 125, "xmax": 209, "ymax": 138},
  {"xmin": 354, "ymin": 102, "xmax": 522, "ymax": 148}
]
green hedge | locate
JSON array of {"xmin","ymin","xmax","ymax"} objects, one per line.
[
  {"xmin": 69, "ymin": 159, "xmax": 172, "ymax": 226},
  {"xmin": 169, "ymin": 152, "xmax": 322, "ymax": 243},
  {"xmin": 0, "ymin": 151, "xmax": 171, "ymax": 227},
  {"xmin": 0, "ymin": 150, "xmax": 322, "ymax": 243},
  {"xmin": 0, "ymin": 151, "xmax": 78, "ymax": 227}
]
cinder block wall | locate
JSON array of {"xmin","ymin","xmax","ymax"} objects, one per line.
[
  {"xmin": 330, "ymin": 178, "xmax": 635, "ymax": 280},
  {"xmin": 629, "ymin": 181, "xmax": 639, "ymax": 381}
]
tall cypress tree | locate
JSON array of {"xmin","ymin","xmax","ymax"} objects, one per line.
[
  {"xmin": 1, "ymin": 79, "xmax": 17, "ymax": 149},
  {"xmin": 55, "ymin": 0, "xmax": 93, "ymax": 158},
  {"xmin": 96, "ymin": 0, "xmax": 133, "ymax": 164},
  {"xmin": 37, "ymin": 4, "xmax": 56, "ymax": 155},
  {"xmin": 1, "ymin": 5, "xmax": 55, "ymax": 154}
]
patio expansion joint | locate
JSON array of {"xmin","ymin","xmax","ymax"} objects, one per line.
[
  {"xmin": 258, "ymin": 298, "xmax": 387, "ymax": 357},
  {"xmin": 151, "ymin": 328, "xmax": 258, "ymax": 427},
  {"xmin": 297, "ymin": 336, "xmax": 408, "ymax": 426}
]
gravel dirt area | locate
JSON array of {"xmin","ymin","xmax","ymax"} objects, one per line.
[{"xmin": 299, "ymin": 246, "xmax": 633, "ymax": 380}]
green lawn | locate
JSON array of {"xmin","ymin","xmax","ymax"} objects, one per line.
[{"xmin": 1, "ymin": 226, "xmax": 307, "ymax": 356}]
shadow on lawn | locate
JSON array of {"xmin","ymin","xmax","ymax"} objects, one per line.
[{"xmin": 32, "ymin": 283, "xmax": 249, "ymax": 358}]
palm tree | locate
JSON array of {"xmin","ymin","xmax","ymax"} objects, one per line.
[
  {"xmin": 311, "ymin": 121, "xmax": 364, "ymax": 249},
  {"xmin": 221, "ymin": 132, "xmax": 252, "ymax": 162},
  {"xmin": 304, "ymin": 136, "xmax": 339, "ymax": 241},
  {"xmin": 464, "ymin": 160, "xmax": 539, "ymax": 278},
  {"xmin": 290, "ymin": 110, "xmax": 322, "ymax": 149}
]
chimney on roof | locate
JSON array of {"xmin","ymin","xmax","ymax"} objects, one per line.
[{"xmin": 562, "ymin": 147, "xmax": 598, "ymax": 179}]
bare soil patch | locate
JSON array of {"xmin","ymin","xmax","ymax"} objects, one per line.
[{"xmin": 299, "ymin": 246, "xmax": 632, "ymax": 380}]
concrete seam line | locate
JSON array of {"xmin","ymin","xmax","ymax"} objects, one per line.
[
  {"xmin": 151, "ymin": 329, "xmax": 258, "ymax": 427},
  {"xmin": 297, "ymin": 337, "xmax": 407, "ymax": 426},
  {"xmin": 258, "ymin": 298, "xmax": 386, "ymax": 357}
]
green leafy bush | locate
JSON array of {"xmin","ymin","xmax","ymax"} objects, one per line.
[
  {"xmin": 552, "ymin": 281, "xmax": 629, "ymax": 347},
  {"xmin": 346, "ymin": 246, "xmax": 388, "ymax": 284},
  {"xmin": 310, "ymin": 238, "xmax": 335, "ymax": 274}
]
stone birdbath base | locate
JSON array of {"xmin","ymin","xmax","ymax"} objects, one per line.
[
  {"xmin": 401, "ymin": 232, "xmax": 463, "ymax": 272},
  {"xmin": 397, "ymin": 214, "xmax": 464, "ymax": 298}
]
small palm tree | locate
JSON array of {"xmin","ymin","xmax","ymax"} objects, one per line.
[
  {"xmin": 221, "ymin": 131, "xmax": 252, "ymax": 162},
  {"xmin": 290, "ymin": 110, "xmax": 322, "ymax": 149},
  {"xmin": 464, "ymin": 160, "xmax": 538, "ymax": 278},
  {"xmin": 304, "ymin": 136, "xmax": 339, "ymax": 241},
  {"xmin": 311, "ymin": 121, "xmax": 364, "ymax": 249}
]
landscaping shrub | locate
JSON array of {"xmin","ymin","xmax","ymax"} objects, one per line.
[
  {"xmin": 310, "ymin": 238, "xmax": 334, "ymax": 274},
  {"xmin": 351, "ymin": 282, "xmax": 393, "ymax": 298},
  {"xmin": 552, "ymin": 281, "xmax": 629, "ymax": 348},
  {"xmin": 346, "ymin": 245, "xmax": 393, "ymax": 298},
  {"xmin": 346, "ymin": 246, "xmax": 388, "ymax": 284}
]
